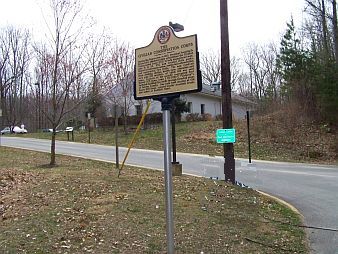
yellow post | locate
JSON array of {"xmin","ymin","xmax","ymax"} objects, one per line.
[{"xmin": 118, "ymin": 100, "xmax": 151, "ymax": 177}]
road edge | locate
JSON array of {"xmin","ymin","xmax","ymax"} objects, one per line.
[
  {"xmin": 256, "ymin": 190, "xmax": 303, "ymax": 216},
  {"xmin": 257, "ymin": 190, "xmax": 311, "ymax": 253}
]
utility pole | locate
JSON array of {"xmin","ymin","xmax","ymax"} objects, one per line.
[{"xmin": 220, "ymin": 0, "xmax": 235, "ymax": 184}]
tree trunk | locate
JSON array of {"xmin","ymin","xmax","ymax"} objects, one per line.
[
  {"xmin": 333, "ymin": 0, "xmax": 338, "ymax": 64},
  {"xmin": 50, "ymin": 131, "xmax": 56, "ymax": 166},
  {"xmin": 321, "ymin": 0, "xmax": 330, "ymax": 58},
  {"xmin": 123, "ymin": 96, "xmax": 127, "ymax": 134}
]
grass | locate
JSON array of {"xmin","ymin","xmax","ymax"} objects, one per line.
[
  {"xmin": 24, "ymin": 113, "xmax": 337, "ymax": 164},
  {"xmin": 0, "ymin": 147, "xmax": 308, "ymax": 253}
]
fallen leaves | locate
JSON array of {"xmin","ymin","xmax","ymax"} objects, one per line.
[
  {"xmin": 0, "ymin": 169, "xmax": 40, "ymax": 220},
  {"xmin": 0, "ymin": 148, "xmax": 308, "ymax": 253},
  {"xmin": 0, "ymin": 169, "xmax": 38, "ymax": 196}
]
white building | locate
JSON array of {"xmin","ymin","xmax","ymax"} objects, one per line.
[{"xmin": 124, "ymin": 83, "xmax": 256, "ymax": 120}]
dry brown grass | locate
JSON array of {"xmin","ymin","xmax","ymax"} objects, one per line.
[{"xmin": 0, "ymin": 147, "xmax": 308, "ymax": 253}]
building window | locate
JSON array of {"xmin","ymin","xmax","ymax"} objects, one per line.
[
  {"xmin": 201, "ymin": 104, "xmax": 205, "ymax": 114},
  {"xmin": 187, "ymin": 102, "xmax": 192, "ymax": 113},
  {"xmin": 135, "ymin": 105, "xmax": 142, "ymax": 116}
]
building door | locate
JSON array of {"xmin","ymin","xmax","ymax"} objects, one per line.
[{"xmin": 201, "ymin": 104, "xmax": 205, "ymax": 114}]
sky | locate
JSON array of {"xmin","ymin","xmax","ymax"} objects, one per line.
[{"xmin": 0, "ymin": 0, "xmax": 306, "ymax": 57}]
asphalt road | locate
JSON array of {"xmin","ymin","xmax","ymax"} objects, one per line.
[{"xmin": 1, "ymin": 137, "xmax": 338, "ymax": 254}]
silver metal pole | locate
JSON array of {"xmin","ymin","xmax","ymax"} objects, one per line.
[
  {"xmin": 115, "ymin": 109, "xmax": 119, "ymax": 169},
  {"xmin": 163, "ymin": 108, "xmax": 174, "ymax": 254},
  {"xmin": 0, "ymin": 108, "xmax": 2, "ymax": 146}
]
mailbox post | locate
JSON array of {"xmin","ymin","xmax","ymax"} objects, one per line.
[
  {"xmin": 87, "ymin": 113, "xmax": 91, "ymax": 144},
  {"xmin": 113, "ymin": 105, "xmax": 121, "ymax": 169}
]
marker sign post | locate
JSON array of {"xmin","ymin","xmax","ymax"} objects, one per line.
[
  {"xmin": 216, "ymin": 128, "xmax": 236, "ymax": 144},
  {"xmin": 134, "ymin": 26, "xmax": 201, "ymax": 254},
  {"xmin": 135, "ymin": 26, "xmax": 201, "ymax": 99}
]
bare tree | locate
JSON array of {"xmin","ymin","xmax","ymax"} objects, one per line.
[
  {"xmin": 105, "ymin": 40, "xmax": 134, "ymax": 133},
  {"xmin": 236, "ymin": 72, "xmax": 251, "ymax": 97},
  {"xmin": 261, "ymin": 42, "xmax": 281, "ymax": 100},
  {"xmin": 35, "ymin": 0, "xmax": 91, "ymax": 166},
  {"xmin": 83, "ymin": 30, "xmax": 111, "ymax": 124},
  {"xmin": 0, "ymin": 27, "xmax": 31, "ymax": 130},
  {"xmin": 200, "ymin": 50, "xmax": 241, "ymax": 92},
  {"xmin": 305, "ymin": 0, "xmax": 337, "ymax": 61},
  {"xmin": 0, "ymin": 28, "xmax": 11, "ymax": 129},
  {"xmin": 242, "ymin": 43, "xmax": 260, "ymax": 97},
  {"xmin": 241, "ymin": 42, "xmax": 281, "ymax": 100},
  {"xmin": 331, "ymin": 0, "xmax": 338, "ymax": 64},
  {"xmin": 230, "ymin": 56, "xmax": 241, "ymax": 90},
  {"xmin": 200, "ymin": 50, "xmax": 221, "ymax": 85}
]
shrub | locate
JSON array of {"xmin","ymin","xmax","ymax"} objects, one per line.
[
  {"xmin": 215, "ymin": 114, "xmax": 222, "ymax": 121},
  {"xmin": 185, "ymin": 113, "xmax": 200, "ymax": 122},
  {"xmin": 145, "ymin": 113, "xmax": 163, "ymax": 124},
  {"xmin": 200, "ymin": 113, "xmax": 213, "ymax": 121}
]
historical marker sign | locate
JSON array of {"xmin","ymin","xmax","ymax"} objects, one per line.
[
  {"xmin": 216, "ymin": 128, "xmax": 236, "ymax": 144},
  {"xmin": 134, "ymin": 26, "xmax": 201, "ymax": 100}
]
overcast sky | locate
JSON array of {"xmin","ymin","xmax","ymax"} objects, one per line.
[{"xmin": 0, "ymin": 0, "xmax": 305, "ymax": 57}]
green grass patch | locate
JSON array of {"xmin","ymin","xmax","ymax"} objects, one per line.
[{"xmin": 0, "ymin": 147, "xmax": 308, "ymax": 253}]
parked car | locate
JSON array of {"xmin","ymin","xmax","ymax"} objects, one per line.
[
  {"xmin": 1, "ymin": 127, "xmax": 11, "ymax": 135},
  {"xmin": 65, "ymin": 127, "xmax": 74, "ymax": 132},
  {"xmin": 13, "ymin": 126, "xmax": 28, "ymax": 134}
]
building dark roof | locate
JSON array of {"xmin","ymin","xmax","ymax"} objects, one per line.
[{"xmin": 200, "ymin": 84, "xmax": 256, "ymax": 106}]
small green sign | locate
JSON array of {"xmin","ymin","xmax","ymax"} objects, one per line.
[{"xmin": 216, "ymin": 128, "xmax": 236, "ymax": 143}]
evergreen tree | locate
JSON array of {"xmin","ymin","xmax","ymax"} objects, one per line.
[
  {"xmin": 276, "ymin": 19, "xmax": 317, "ymax": 113},
  {"xmin": 85, "ymin": 88, "xmax": 102, "ymax": 119},
  {"xmin": 277, "ymin": 17, "xmax": 338, "ymax": 124},
  {"xmin": 173, "ymin": 98, "xmax": 189, "ymax": 122},
  {"xmin": 312, "ymin": 59, "xmax": 338, "ymax": 123}
]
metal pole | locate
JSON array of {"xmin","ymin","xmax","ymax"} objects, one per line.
[
  {"xmin": 246, "ymin": 111, "xmax": 252, "ymax": 163},
  {"xmin": 220, "ymin": 0, "xmax": 235, "ymax": 184},
  {"xmin": 171, "ymin": 102, "xmax": 177, "ymax": 163},
  {"xmin": 162, "ymin": 98, "xmax": 174, "ymax": 254},
  {"xmin": 38, "ymin": 84, "xmax": 41, "ymax": 130},
  {"xmin": 115, "ymin": 108, "xmax": 119, "ymax": 169},
  {"xmin": 88, "ymin": 121, "xmax": 91, "ymax": 144},
  {"xmin": 0, "ymin": 87, "xmax": 3, "ymax": 131}
]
